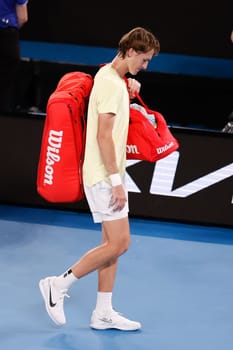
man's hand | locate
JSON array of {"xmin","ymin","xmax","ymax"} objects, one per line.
[
  {"xmin": 110, "ymin": 185, "xmax": 127, "ymax": 211},
  {"xmin": 127, "ymin": 78, "xmax": 141, "ymax": 99}
]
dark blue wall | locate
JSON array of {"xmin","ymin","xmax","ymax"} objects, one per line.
[{"xmin": 20, "ymin": 1, "xmax": 233, "ymax": 59}]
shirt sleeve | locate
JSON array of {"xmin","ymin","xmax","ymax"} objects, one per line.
[
  {"xmin": 16, "ymin": 0, "xmax": 28, "ymax": 5},
  {"xmin": 96, "ymin": 78, "xmax": 122, "ymax": 115}
]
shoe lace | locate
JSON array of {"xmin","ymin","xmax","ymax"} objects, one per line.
[
  {"xmin": 112, "ymin": 308, "xmax": 122, "ymax": 315},
  {"xmin": 110, "ymin": 309, "xmax": 124, "ymax": 318},
  {"xmin": 59, "ymin": 289, "xmax": 70, "ymax": 301}
]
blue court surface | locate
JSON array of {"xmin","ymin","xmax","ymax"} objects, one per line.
[{"xmin": 0, "ymin": 204, "xmax": 233, "ymax": 350}]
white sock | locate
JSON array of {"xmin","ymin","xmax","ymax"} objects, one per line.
[
  {"xmin": 54, "ymin": 269, "xmax": 78, "ymax": 290},
  {"xmin": 95, "ymin": 292, "xmax": 113, "ymax": 314}
]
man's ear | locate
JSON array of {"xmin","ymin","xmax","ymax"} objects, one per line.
[{"xmin": 127, "ymin": 48, "xmax": 135, "ymax": 57}]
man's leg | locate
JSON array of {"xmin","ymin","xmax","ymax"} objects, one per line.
[
  {"xmin": 92, "ymin": 219, "xmax": 128, "ymax": 315},
  {"xmin": 39, "ymin": 217, "xmax": 130, "ymax": 326},
  {"xmin": 90, "ymin": 218, "xmax": 141, "ymax": 331},
  {"xmin": 70, "ymin": 217, "xmax": 130, "ymax": 278},
  {"xmin": 98, "ymin": 218, "xmax": 130, "ymax": 292}
]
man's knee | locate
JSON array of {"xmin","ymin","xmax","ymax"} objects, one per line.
[
  {"xmin": 103, "ymin": 218, "xmax": 130, "ymax": 256},
  {"xmin": 114, "ymin": 235, "xmax": 130, "ymax": 256}
]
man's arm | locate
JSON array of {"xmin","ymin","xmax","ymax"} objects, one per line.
[
  {"xmin": 97, "ymin": 113, "xmax": 127, "ymax": 210},
  {"xmin": 97, "ymin": 113, "xmax": 118, "ymax": 175},
  {"xmin": 16, "ymin": 3, "xmax": 28, "ymax": 28}
]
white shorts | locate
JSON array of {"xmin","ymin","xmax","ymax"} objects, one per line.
[{"xmin": 84, "ymin": 180, "xmax": 129, "ymax": 223}]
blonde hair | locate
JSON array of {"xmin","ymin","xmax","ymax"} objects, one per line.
[{"xmin": 118, "ymin": 27, "xmax": 160, "ymax": 58}]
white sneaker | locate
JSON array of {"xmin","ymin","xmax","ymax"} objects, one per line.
[
  {"xmin": 39, "ymin": 276, "xmax": 69, "ymax": 326},
  {"xmin": 90, "ymin": 309, "xmax": 141, "ymax": 331}
]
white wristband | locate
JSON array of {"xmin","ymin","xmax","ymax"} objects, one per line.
[{"xmin": 109, "ymin": 173, "xmax": 122, "ymax": 186}]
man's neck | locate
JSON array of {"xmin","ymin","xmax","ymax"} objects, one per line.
[{"xmin": 111, "ymin": 55, "xmax": 128, "ymax": 78}]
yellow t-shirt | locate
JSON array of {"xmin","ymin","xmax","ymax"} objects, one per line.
[{"xmin": 83, "ymin": 64, "xmax": 129, "ymax": 186}]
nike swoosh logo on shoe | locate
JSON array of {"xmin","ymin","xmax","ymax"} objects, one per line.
[
  {"xmin": 99, "ymin": 317, "xmax": 113, "ymax": 324},
  {"xmin": 49, "ymin": 286, "xmax": 56, "ymax": 307}
]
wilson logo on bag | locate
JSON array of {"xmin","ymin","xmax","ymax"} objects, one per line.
[{"xmin": 37, "ymin": 71, "xmax": 93, "ymax": 203}]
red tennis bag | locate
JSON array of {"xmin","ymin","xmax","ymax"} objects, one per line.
[
  {"xmin": 127, "ymin": 93, "xmax": 179, "ymax": 162},
  {"xmin": 37, "ymin": 71, "xmax": 93, "ymax": 203}
]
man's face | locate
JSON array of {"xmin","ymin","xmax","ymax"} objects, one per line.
[{"xmin": 127, "ymin": 48, "xmax": 155, "ymax": 75}]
